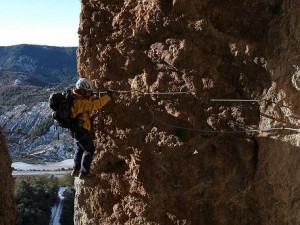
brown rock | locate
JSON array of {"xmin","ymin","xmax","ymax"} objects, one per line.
[
  {"xmin": 0, "ymin": 127, "xmax": 16, "ymax": 225},
  {"xmin": 75, "ymin": 0, "xmax": 300, "ymax": 224}
]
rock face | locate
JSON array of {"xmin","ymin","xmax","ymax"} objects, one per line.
[
  {"xmin": 75, "ymin": 1, "xmax": 300, "ymax": 224},
  {"xmin": 0, "ymin": 127, "xmax": 16, "ymax": 225}
]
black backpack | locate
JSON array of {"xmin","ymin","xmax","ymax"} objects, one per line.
[{"xmin": 49, "ymin": 89, "xmax": 77, "ymax": 130}]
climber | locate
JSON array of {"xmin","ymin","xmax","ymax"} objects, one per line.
[{"xmin": 70, "ymin": 77, "xmax": 113, "ymax": 179}]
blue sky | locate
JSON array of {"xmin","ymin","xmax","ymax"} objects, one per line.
[{"xmin": 0, "ymin": 0, "xmax": 80, "ymax": 47}]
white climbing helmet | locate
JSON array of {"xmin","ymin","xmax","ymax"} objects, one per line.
[{"xmin": 75, "ymin": 78, "xmax": 94, "ymax": 92}]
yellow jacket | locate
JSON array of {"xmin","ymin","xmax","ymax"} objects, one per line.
[{"xmin": 71, "ymin": 91, "xmax": 111, "ymax": 130}]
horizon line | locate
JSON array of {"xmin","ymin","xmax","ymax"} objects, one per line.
[{"xmin": 0, "ymin": 43, "xmax": 78, "ymax": 48}]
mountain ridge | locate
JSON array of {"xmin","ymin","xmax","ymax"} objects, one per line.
[{"xmin": 0, "ymin": 44, "xmax": 77, "ymax": 85}]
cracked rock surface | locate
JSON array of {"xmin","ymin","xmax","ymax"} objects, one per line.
[{"xmin": 75, "ymin": 1, "xmax": 300, "ymax": 224}]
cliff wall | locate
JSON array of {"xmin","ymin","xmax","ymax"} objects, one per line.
[
  {"xmin": 0, "ymin": 127, "xmax": 16, "ymax": 225},
  {"xmin": 75, "ymin": 1, "xmax": 300, "ymax": 224}
]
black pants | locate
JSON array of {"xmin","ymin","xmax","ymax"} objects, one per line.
[{"xmin": 70, "ymin": 128, "xmax": 95, "ymax": 174}]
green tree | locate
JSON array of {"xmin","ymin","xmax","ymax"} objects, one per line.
[
  {"xmin": 58, "ymin": 173, "xmax": 75, "ymax": 187},
  {"xmin": 15, "ymin": 175, "xmax": 59, "ymax": 225}
]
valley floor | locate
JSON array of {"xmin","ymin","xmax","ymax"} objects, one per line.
[
  {"xmin": 12, "ymin": 159, "xmax": 73, "ymax": 176},
  {"xmin": 12, "ymin": 159, "xmax": 73, "ymax": 170}
]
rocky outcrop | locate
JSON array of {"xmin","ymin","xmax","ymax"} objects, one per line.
[
  {"xmin": 0, "ymin": 127, "xmax": 16, "ymax": 225},
  {"xmin": 75, "ymin": 0, "xmax": 300, "ymax": 224}
]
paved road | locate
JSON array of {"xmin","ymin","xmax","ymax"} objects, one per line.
[
  {"xmin": 49, "ymin": 187, "xmax": 67, "ymax": 225},
  {"xmin": 12, "ymin": 170, "xmax": 72, "ymax": 176}
]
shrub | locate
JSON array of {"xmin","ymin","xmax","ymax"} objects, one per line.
[{"xmin": 30, "ymin": 117, "xmax": 53, "ymax": 138}]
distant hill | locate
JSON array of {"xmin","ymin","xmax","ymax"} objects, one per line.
[
  {"xmin": 0, "ymin": 45, "xmax": 78, "ymax": 162},
  {"xmin": 0, "ymin": 44, "xmax": 77, "ymax": 85},
  {"xmin": 0, "ymin": 45, "xmax": 78, "ymax": 113}
]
